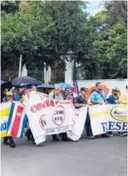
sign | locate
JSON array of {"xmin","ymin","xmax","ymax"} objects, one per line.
[
  {"xmin": 67, "ymin": 106, "xmax": 87, "ymax": 141},
  {"xmin": 0, "ymin": 102, "xmax": 11, "ymax": 137},
  {"xmin": 25, "ymin": 93, "xmax": 73, "ymax": 144},
  {"xmin": 25, "ymin": 93, "xmax": 88, "ymax": 144},
  {"xmin": 89, "ymin": 104, "xmax": 128, "ymax": 135}
]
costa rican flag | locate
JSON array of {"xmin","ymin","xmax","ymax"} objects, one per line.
[{"xmin": 7, "ymin": 102, "xmax": 28, "ymax": 138}]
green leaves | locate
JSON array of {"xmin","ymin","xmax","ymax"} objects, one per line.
[{"xmin": 1, "ymin": 1, "xmax": 127, "ymax": 80}]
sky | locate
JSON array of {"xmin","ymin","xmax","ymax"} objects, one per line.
[{"xmin": 86, "ymin": 0, "xmax": 105, "ymax": 16}]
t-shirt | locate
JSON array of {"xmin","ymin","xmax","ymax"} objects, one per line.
[
  {"xmin": 119, "ymin": 91, "xmax": 128, "ymax": 104},
  {"xmin": 12, "ymin": 93, "xmax": 20, "ymax": 101},
  {"xmin": 53, "ymin": 94, "xmax": 64, "ymax": 100},
  {"xmin": 73, "ymin": 95, "xmax": 87, "ymax": 109},
  {"xmin": 90, "ymin": 90, "xmax": 106, "ymax": 103},
  {"xmin": 107, "ymin": 95, "xmax": 118, "ymax": 104}
]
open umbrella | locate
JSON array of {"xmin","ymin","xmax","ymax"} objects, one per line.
[
  {"xmin": 12, "ymin": 76, "xmax": 42, "ymax": 87},
  {"xmin": 55, "ymin": 83, "xmax": 72, "ymax": 90},
  {"xmin": 1, "ymin": 80, "xmax": 5, "ymax": 85},
  {"xmin": 85, "ymin": 84, "xmax": 109, "ymax": 99},
  {"xmin": 37, "ymin": 84, "xmax": 55, "ymax": 89}
]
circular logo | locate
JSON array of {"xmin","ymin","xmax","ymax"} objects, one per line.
[
  {"xmin": 110, "ymin": 106, "xmax": 128, "ymax": 122},
  {"xmin": 39, "ymin": 114, "xmax": 47, "ymax": 130},
  {"xmin": 52, "ymin": 106, "xmax": 65, "ymax": 126}
]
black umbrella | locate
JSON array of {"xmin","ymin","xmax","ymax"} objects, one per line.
[
  {"xmin": 12, "ymin": 76, "xmax": 42, "ymax": 86},
  {"xmin": 1, "ymin": 80, "xmax": 5, "ymax": 85}
]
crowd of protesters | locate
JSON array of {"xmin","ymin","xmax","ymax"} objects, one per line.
[{"xmin": 1, "ymin": 82, "xmax": 128, "ymax": 148}]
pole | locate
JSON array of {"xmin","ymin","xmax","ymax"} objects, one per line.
[{"xmin": 18, "ymin": 54, "xmax": 22, "ymax": 77}]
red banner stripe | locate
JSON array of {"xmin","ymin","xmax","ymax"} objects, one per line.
[{"xmin": 10, "ymin": 105, "xmax": 24, "ymax": 137}]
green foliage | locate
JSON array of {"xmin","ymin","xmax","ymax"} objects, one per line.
[{"xmin": 1, "ymin": 1, "xmax": 127, "ymax": 81}]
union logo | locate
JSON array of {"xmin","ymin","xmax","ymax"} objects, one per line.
[
  {"xmin": 39, "ymin": 114, "xmax": 47, "ymax": 130},
  {"xmin": 52, "ymin": 106, "xmax": 65, "ymax": 126},
  {"xmin": 110, "ymin": 105, "xmax": 128, "ymax": 122}
]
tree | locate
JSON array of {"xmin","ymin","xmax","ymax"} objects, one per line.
[
  {"xmin": 80, "ymin": 0, "xmax": 127, "ymax": 79},
  {"xmin": 2, "ymin": 1, "xmax": 89, "ymax": 81}
]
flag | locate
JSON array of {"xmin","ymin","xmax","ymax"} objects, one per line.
[
  {"xmin": 73, "ymin": 80, "xmax": 79, "ymax": 98},
  {"xmin": 7, "ymin": 102, "xmax": 28, "ymax": 138}
]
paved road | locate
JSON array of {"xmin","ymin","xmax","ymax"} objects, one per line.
[{"xmin": 1, "ymin": 136, "xmax": 127, "ymax": 176}]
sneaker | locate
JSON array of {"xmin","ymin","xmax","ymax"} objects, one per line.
[
  {"xmin": 120, "ymin": 133, "xmax": 127, "ymax": 137},
  {"xmin": 53, "ymin": 138, "xmax": 60, "ymax": 141},
  {"xmin": 102, "ymin": 133, "xmax": 109, "ymax": 138},
  {"xmin": 32, "ymin": 140, "xmax": 36, "ymax": 145},
  {"xmin": 3, "ymin": 141, "xmax": 10, "ymax": 145},
  {"xmin": 62, "ymin": 138, "xmax": 69, "ymax": 141},
  {"xmin": 109, "ymin": 134, "xmax": 114, "ymax": 137},
  {"xmin": 25, "ymin": 134, "xmax": 31, "ymax": 140},
  {"xmin": 10, "ymin": 143, "xmax": 16, "ymax": 148},
  {"xmin": 87, "ymin": 136, "xmax": 95, "ymax": 139}
]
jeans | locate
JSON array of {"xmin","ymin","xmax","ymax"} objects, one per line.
[
  {"xmin": 84, "ymin": 109, "xmax": 93, "ymax": 137},
  {"xmin": 25, "ymin": 128, "xmax": 34, "ymax": 141},
  {"xmin": 4, "ymin": 137, "xmax": 15, "ymax": 145}
]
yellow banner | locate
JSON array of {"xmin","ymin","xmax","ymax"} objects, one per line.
[{"xmin": 0, "ymin": 103, "xmax": 11, "ymax": 138}]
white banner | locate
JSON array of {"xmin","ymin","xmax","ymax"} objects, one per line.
[
  {"xmin": 25, "ymin": 93, "xmax": 87, "ymax": 144},
  {"xmin": 89, "ymin": 104, "xmax": 128, "ymax": 136},
  {"xmin": 67, "ymin": 106, "xmax": 87, "ymax": 141}
]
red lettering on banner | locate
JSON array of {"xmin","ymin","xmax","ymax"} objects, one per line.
[
  {"xmin": 45, "ymin": 100, "xmax": 50, "ymax": 107},
  {"xmin": 50, "ymin": 100, "xmax": 54, "ymax": 107},
  {"xmin": 55, "ymin": 101, "xmax": 59, "ymax": 105},
  {"xmin": 30, "ymin": 100, "xmax": 70, "ymax": 113},
  {"xmin": 31, "ymin": 105, "xmax": 36, "ymax": 112}
]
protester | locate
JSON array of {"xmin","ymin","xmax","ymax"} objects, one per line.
[
  {"xmin": 119, "ymin": 85, "xmax": 128, "ymax": 104},
  {"xmin": 52, "ymin": 87, "xmax": 69, "ymax": 141},
  {"xmin": 90, "ymin": 82, "xmax": 109, "ymax": 137},
  {"xmin": 64, "ymin": 88, "xmax": 73, "ymax": 100},
  {"xmin": 12, "ymin": 88, "xmax": 21, "ymax": 101},
  {"xmin": 107, "ymin": 89, "xmax": 118, "ymax": 104},
  {"xmin": 73, "ymin": 87, "xmax": 95, "ymax": 139},
  {"xmin": 52, "ymin": 87, "xmax": 64, "ymax": 100},
  {"xmin": 90, "ymin": 82, "xmax": 107, "ymax": 105},
  {"xmin": 21, "ymin": 88, "xmax": 29, "ymax": 103},
  {"xmin": 2, "ymin": 89, "xmax": 9, "ymax": 102},
  {"xmin": 3, "ymin": 92, "xmax": 16, "ymax": 148},
  {"xmin": 118, "ymin": 85, "xmax": 128, "ymax": 137}
]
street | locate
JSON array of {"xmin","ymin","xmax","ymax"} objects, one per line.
[{"xmin": 1, "ymin": 136, "xmax": 127, "ymax": 176}]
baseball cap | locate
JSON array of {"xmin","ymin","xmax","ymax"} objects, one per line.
[{"xmin": 80, "ymin": 87, "xmax": 88, "ymax": 92}]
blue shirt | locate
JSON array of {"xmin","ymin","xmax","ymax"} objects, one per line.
[
  {"xmin": 107, "ymin": 95, "xmax": 118, "ymax": 104},
  {"xmin": 90, "ymin": 90, "xmax": 106, "ymax": 103},
  {"xmin": 12, "ymin": 93, "xmax": 20, "ymax": 101}
]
